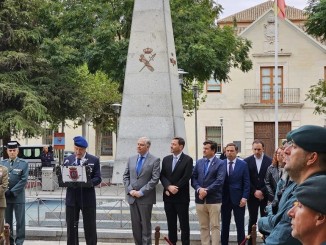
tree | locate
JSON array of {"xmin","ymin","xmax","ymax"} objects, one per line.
[
  {"xmin": 305, "ymin": 0, "xmax": 326, "ymax": 41},
  {"xmin": 0, "ymin": 0, "xmax": 50, "ymax": 141},
  {"xmin": 75, "ymin": 64, "xmax": 121, "ymax": 156},
  {"xmin": 306, "ymin": 79, "xmax": 326, "ymax": 114},
  {"xmin": 304, "ymin": 0, "xmax": 326, "ymax": 114}
]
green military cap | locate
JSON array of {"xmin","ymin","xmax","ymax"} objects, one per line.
[
  {"xmin": 295, "ymin": 174, "xmax": 326, "ymax": 214},
  {"xmin": 286, "ymin": 125, "xmax": 326, "ymax": 153}
]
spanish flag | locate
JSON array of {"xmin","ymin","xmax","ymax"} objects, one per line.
[{"xmin": 277, "ymin": 0, "xmax": 286, "ymax": 19}]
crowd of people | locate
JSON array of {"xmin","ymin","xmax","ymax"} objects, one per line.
[
  {"xmin": 0, "ymin": 124, "xmax": 326, "ymax": 245},
  {"xmin": 124, "ymin": 125, "xmax": 326, "ymax": 245}
]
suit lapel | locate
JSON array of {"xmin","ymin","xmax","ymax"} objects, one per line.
[
  {"xmin": 172, "ymin": 153, "xmax": 183, "ymax": 173},
  {"xmin": 139, "ymin": 154, "xmax": 151, "ymax": 175}
]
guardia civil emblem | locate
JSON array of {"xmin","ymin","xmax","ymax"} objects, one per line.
[{"xmin": 139, "ymin": 48, "xmax": 156, "ymax": 72}]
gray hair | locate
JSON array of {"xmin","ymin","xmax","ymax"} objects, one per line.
[{"xmin": 139, "ymin": 137, "xmax": 151, "ymax": 147}]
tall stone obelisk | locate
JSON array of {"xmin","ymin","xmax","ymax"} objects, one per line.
[{"xmin": 112, "ymin": 0, "xmax": 186, "ymax": 183}]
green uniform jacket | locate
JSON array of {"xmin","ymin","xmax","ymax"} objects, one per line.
[{"xmin": 1, "ymin": 158, "xmax": 28, "ymax": 203}]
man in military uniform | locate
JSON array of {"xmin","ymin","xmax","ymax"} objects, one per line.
[
  {"xmin": 259, "ymin": 125, "xmax": 326, "ymax": 245},
  {"xmin": 1, "ymin": 141, "xmax": 28, "ymax": 245},
  {"xmin": 287, "ymin": 175, "xmax": 326, "ymax": 245},
  {"xmin": 0, "ymin": 164, "xmax": 9, "ymax": 240},
  {"xmin": 64, "ymin": 136, "xmax": 101, "ymax": 245}
]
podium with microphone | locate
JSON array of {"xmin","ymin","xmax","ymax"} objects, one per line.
[{"xmin": 56, "ymin": 159, "xmax": 93, "ymax": 188}]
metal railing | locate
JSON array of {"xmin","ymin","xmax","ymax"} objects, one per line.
[{"xmin": 244, "ymin": 88, "xmax": 300, "ymax": 104}]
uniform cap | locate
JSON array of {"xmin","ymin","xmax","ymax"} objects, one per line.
[
  {"xmin": 295, "ymin": 174, "xmax": 326, "ymax": 214},
  {"xmin": 7, "ymin": 141, "xmax": 19, "ymax": 149},
  {"xmin": 286, "ymin": 125, "xmax": 326, "ymax": 153}
]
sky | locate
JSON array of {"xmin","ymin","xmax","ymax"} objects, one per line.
[{"xmin": 217, "ymin": 0, "xmax": 308, "ymax": 18}]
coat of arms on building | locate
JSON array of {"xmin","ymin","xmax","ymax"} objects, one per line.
[{"xmin": 264, "ymin": 14, "xmax": 276, "ymax": 53}]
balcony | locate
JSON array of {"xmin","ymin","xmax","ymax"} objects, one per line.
[{"xmin": 242, "ymin": 88, "xmax": 304, "ymax": 109}]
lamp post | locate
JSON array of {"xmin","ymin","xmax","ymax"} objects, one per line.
[
  {"xmin": 220, "ymin": 117, "xmax": 224, "ymax": 153},
  {"xmin": 178, "ymin": 68, "xmax": 188, "ymax": 87},
  {"xmin": 192, "ymin": 85, "xmax": 199, "ymax": 161},
  {"xmin": 111, "ymin": 103, "xmax": 122, "ymax": 142}
]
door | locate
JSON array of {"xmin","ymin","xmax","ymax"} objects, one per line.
[{"xmin": 254, "ymin": 122, "xmax": 291, "ymax": 157}]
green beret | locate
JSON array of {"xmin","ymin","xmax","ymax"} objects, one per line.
[
  {"xmin": 286, "ymin": 125, "xmax": 326, "ymax": 153},
  {"xmin": 295, "ymin": 174, "xmax": 326, "ymax": 214}
]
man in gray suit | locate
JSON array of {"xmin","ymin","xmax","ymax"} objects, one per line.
[{"xmin": 123, "ymin": 137, "xmax": 160, "ymax": 245}]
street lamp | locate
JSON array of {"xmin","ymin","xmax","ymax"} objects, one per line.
[
  {"xmin": 111, "ymin": 103, "xmax": 122, "ymax": 142},
  {"xmin": 220, "ymin": 117, "xmax": 224, "ymax": 153},
  {"xmin": 192, "ymin": 85, "xmax": 199, "ymax": 161},
  {"xmin": 178, "ymin": 68, "xmax": 188, "ymax": 87}
]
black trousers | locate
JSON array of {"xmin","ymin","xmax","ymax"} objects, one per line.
[
  {"xmin": 247, "ymin": 197, "xmax": 268, "ymax": 245},
  {"xmin": 66, "ymin": 205, "xmax": 97, "ymax": 245},
  {"xmin": 164, "ymin": 202, "xmax": 190, "ymax": 245},
  {"xmin": 221, "ymin": 202, "xmax": 246, "ymax": 245}
]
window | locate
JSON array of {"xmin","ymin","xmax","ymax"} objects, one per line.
[
  {"xmin": 205, "ymin": 126, "xmax": 222, "ymax": 152},
  {"xmin": 260, "ymin": 66, "xmax": 283, "ymax": 103},
  {"xmin": 42, "ymin": 129, "xmax": 53, "ymax": 145},
  {"xmin": 101, "ymin": 131, "xmax": 113, "ymax": 156},
  {"xmin": 206, "ymin": 77, "xmax": 221, "ymax": 92}
]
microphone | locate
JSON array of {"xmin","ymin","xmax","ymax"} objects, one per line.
[{"xmin": 64, "ymin": 159, "xmax": 69, "ymax": 166}]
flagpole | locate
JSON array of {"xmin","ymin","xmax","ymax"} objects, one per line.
[{"xmin": 274, "ymin": 0, "xmax": 279, "ymax": 150}]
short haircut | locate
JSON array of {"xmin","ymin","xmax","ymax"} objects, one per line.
[
  {"xmin": 252, "ymin": 139, "xmax": 265, "ymax": 148},
  {"xmin": 317, "ymin": 152, "xmax": 326, "ymax": 171},
  {"xmin": 203, "ymin": 140, "xmax": 218, "ymax": 153},
  {"xmin": 139, "ymin": 137, "xmax": 151, "ymax": 147},
  {"xmin": 173, "ymin": 137, "xmax": 185, "ymax": 147},
  {"xmin": 226, "ymin": 142, "xmax": 238, "ymax": 151}
]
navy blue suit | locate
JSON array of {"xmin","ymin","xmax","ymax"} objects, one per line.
[
  {"xmin": 64, "ymin": 153, "xmax": 101, "ymax": 245},
  {"xmin": 221, "ymin": 158, "xmax": 250, "ymax": 245},
  {"xmin": 191, "ymin": 156, "xmax": 226, "ymax": 204},
  {"xmin": 244, "ymin": 154, "xmax": 272, "ymax": 242}
]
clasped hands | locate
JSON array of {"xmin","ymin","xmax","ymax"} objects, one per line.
[
  {"xmin": 198, "ymin": 187, "xmax": 208, "ymax": 200},
  {"xmin": 129, "ymin": 190, "xmax": 142, "ymax": 198},
  {"xmin": 165, "ymin": 185, "xmax": 179, "ymax": 196},
  {"xmin": 254, "ymin": 190, "xmax": 264, "ymax": 200}
]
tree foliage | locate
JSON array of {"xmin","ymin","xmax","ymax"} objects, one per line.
[
  {"xmin": 306, "ymin": 79, "xmax": 326, "ymax": 114},
  {"xmin": 305, "ymin": 0, "xmax": 326, "ymax": 41},
  {"xmin": 0, "ymin": 0, "xmax": 253, "ymax": 140},
  {"xmin": 0, "ymin": 0, "xmax": 50, "ymax": 138}
]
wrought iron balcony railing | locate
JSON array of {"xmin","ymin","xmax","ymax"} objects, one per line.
[{"xmin": 244, "ymin": 88, "xmax": 300, "ymax": 104}]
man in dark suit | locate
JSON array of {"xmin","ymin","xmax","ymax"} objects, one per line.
[
  {"xmin": 160, "ymin": 137, "xmax": 193, "ymax": 245},
  {"xmin": 191, "ymin": 140, "xmax": 226, "ymax": 245},
  {"xmin": 64, "ymin": 136, "xmax": 102, "ymax": 245},
  {"xmin": 123, "ymin": 136, "xmax": 160, "ymax": 245},
  {"xmin": 221, "ymin": 143, "xmax": 250, "ymax": 245},
  {"xmin": 244, "ymin": 139, "xmax": 272, "ymax": 244},
  {"xmin": 1, "ymin": 141, "xmax": 28, "ymax": 245}
]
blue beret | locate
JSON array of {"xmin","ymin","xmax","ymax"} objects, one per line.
[
  {"xmin": 295, "ymin": 174, "xmax": 326, "ymax": 214},
  {"xmin": 73, "ymin": 136, "xmax": 88, "ymax": 148},
  {"xmin": 286, "ymin": 125, "xmax": 326, "ymax": 153}
]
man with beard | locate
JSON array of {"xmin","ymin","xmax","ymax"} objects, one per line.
[
  {"xmin": 259, "ymin": 125, "xmax": 326, "ymax": 245},
  {"xmin": 160, "ymin": 137, "xmax": 193, "ymax": 245}
]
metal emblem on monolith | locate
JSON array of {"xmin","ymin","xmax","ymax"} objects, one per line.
[{"xmin": 112, "ymin": 0, "xmax": 186, "ymax": 183}]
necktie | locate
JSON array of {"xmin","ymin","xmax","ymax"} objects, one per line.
[
  {"xmin": 10, "ymin": 160, "xmax": 14, "ymax": 167},
  {"xmin": 204, "ymin": 159, "xmax": 210, "ymax": 175},
  {"xmin": 172, "ymin": 156, "xmax": 178, "ymax": 171},
  {"xmin": 229, "ymin": 161, "xmax": 234, "ymax": 175},
  {"xmin": 136, "ymin": 156, "xmax": 144, "ymax": 175},
  {"xmin": 75, "ymin": 159, "xmax": 81, "ymax": 166}
]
